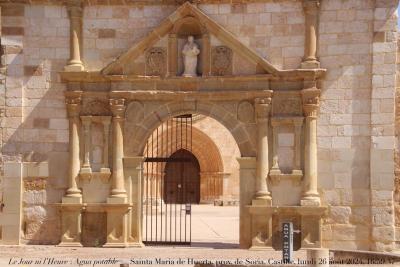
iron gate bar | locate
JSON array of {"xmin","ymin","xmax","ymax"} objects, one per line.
[{"xmin": 143, "ymin": 115, "xmax": 193, "ymax": 245}]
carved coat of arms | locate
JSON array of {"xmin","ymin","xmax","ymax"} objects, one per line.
[
  {"xmin": 146, "ymin": 47, "xmax": 166, "ymax": 76},
  {"xmin": 212, "ymin": 46, "xmax": 233, "ymax": 76}
]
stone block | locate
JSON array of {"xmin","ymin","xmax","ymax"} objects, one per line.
[
  {"xmin": 98, "ymin": 29, "xmax": 116, "ymax": 39},
  {"xmin": 330, "ymin": 206, "xmax": 352, "ymax": 224},
  {"xmin": 372, "ymin": 226, "xmax": 395, "ymax": 242},
  {"xmin": 2, "ymin": 4, "xmax": 25, "ymax": 17},
  {"xmin": 4, "ymin": 162, "xmax": 22, "ymax": 178}
]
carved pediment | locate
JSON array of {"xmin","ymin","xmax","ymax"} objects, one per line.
[{"xmin": 101, "ymin": 2, "xmax": 279, "ymax": 77}]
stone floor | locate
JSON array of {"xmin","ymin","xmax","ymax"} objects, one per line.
[{"xmin": 1, "ymin": 205, "xmax": 393, "ymax": 267}]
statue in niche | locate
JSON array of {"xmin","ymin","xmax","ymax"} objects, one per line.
[{"xmin": 182, "ymin": 35, "xmax": 200, "ymax": 77}]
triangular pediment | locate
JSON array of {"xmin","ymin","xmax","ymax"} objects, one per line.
[{"xmin": 101, "ymin": 2, "xmax": 280, "ymax": 76}]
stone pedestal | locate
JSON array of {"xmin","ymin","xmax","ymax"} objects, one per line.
[
  {"xmin": 103, "ymin": 198, "xmax": 130, "ymax": 248},
  {"xmin": 237, "ymin": 157, "xmax": 257, "ymax": 249},
  {"xmin": 124, "ymin": 157, "xmax": 145, "ymax": 247},
  {"xmin": 59, "ymin": 202, "xmax": 83, "ymax": 247},
  {"xmin": 245, "ymin": 206, "xmax": 327, "ymax": 250}
]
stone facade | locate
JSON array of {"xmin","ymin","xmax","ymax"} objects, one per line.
[{"xmin": 0, "ymin": 0, "xmax": 398, "ymax": 253}]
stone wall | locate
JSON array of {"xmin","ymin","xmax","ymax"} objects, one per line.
[{"xmin": 0, "ymin": 3, "xmax": 69, "ymax": 244}]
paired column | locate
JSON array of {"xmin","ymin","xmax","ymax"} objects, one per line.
[
  {"xmin": 301, "ymin": 87, "xmax": 320, "ymax": 206},
  {"xmin": 101, "ymin": 117, "xmax": 111, "ymax": 172},
  {"xmin": 64, "ymin": 0, "xmax": 84, "ymax": 71},
  {"xmin": 301, "ymin": 0, "xmax": 320, "ymax": 69},
  {"xmin": 80, "ymin": 116, "xmax": 92, "ymax": 175},
  {"xmin": 64, "ymin": 91, "xmax": 83, "ymax": 200},
  {"xmin": 293, "ymin": 118, "xmax": 304, "ymax": 173},
  {"xmin": 253, "ymin": 97, "xmax": 272, "ymax": 206},
  {"xmin": 109, "ymin": 98, "xmax": 127, "ymax": 200}
]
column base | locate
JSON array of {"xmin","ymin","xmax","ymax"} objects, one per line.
[
  {"xmin": 64, "ymin": 64, "xmax": 84, "ymax": 72},
  {"xmin": 107, "ymin": 197, "xmax": 127, "ymax": 204},
  {"xmin": 301, "ymin": 60, "xmax": 320, "ymax": 69},
  {"xmin": 301, "ymin": 196, "xmax": 321, "ymax": 206},
  {"xmin": 252, "ymin": 198, "xmax": 272, "ymax": 206},
  {"xmin": 110, "ymin": 189, "xmax": 127, "ymax": 199},
  {"xmin": 62, "ymin": 196, "xmax": 82, "ymax": 204}
]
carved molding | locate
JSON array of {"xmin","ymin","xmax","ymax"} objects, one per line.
[
  {"xmin": 82, "ymin": 100, "xmax": 111, "ymax": 116},
  {"xmin": 125, "ymin": 100, "xmax": 144, "ymax": 124},
  {"xmin": 211, "ymin": 46, "xmax": 233, "ymax": 76},
  {"xmin": 145, "ymin": 47, "xmax": 166, "ymax": 77},
  {"xmin": 237, "ymin": 100, "xmax": 255, "ymax": 123},
  {"xmin": 272, "ymin": 95, "xmax": 302, "ymax": 116}
]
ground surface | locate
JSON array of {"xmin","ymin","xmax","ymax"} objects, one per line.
[{"xmin": 0, "ymin": 205, "xmax": 396, "ymax": 267}]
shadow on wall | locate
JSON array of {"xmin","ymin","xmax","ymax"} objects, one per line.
[{"xmin": 1, "ymin": 4, "xmax": 71, "ymax": 244}]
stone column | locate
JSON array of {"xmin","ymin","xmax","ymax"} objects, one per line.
[
  {"xmin": 253, "ymin": 97, "xmax": 272, "ymax": 206},
  {"xmin": 81, "ymin": 116, "xmax": 92, "ymax": 169},
  {"xmin": 64, "ymin": 0, "xmax": 84, "ymax": 71},
  {"xmin": 64, "ymin": 91, "xmax": 82, "ymax": 201},
  {"xmin": 101, "ymin": 117, "xmax": 111, "ymax": 173},
  {"xmin": 270, "ymin": 120, "xmax": 280, "ymax": 173},
  {"xmin": 301, "ymin": 0, "xmax": 320, "ymax": 69},
  {"xmin": 293, "ymin": 118, "xmax": 304, "ymax": 172},
  {"xmin": 109, "ymin": 98, "xmax": 127, "ymax": 200},
  {"xmin": 237, "ymin": 157, "xmax": 257, "ymax": 249},
  {"xmin": 301, "ymin": 87, "xmax": 320, "ymax": 206}
]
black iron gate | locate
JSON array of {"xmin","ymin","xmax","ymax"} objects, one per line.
[{"xmin": 143, "ymin": 114, "xmax": 195, "ymax": 245}]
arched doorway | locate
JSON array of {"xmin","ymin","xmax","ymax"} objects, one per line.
[{"xmin": 164, "ymin": 149, "xmax": 200, "ymax": 204}]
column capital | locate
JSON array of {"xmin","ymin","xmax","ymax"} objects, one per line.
[
  {"xmin": 65, "ymin": 92, "xmax": 82, "ymax": 118},
  {"xmin": 66, "ymin": 0, "xmax": 84, "ymax": 18},
  {"xmin": 301, "ymin": 87, "xmax": 320, "ymax": 118},
  {"xmin": 302, "ymin": 0, "xmax": 320, "ymax": 12},
  {"xmin": 254, "ymin": 97, "xmax": 272, "ymax": 121},
  {"xmin": 109, "ymin": 98, "xmax": 126, "ymax": 119}
]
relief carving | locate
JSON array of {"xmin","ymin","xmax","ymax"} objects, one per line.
[
  {"xmin": 237, "ymin": 101, "xmax": 255, "ymax": 123},
  {"xmin": 272, "ymin": 97, "xmax": 302, "ymax": 116},
  {"xmin": 211, "ymin": 46, "xmax": 232, "ymax": 76},
  {"xmin": 82, "ymin": 100, "xmax": 111, "ymax": 116},
  {"xmin": 125, "ymin": 100, "xmax": 144, "ymax": 124},
  {"xmin": 146, "ymin": 47, "xmax": 166, "ymax": 77}
]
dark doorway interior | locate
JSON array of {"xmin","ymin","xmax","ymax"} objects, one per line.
[{"xmin": 164, "ymin": 149, "xmax": 200, "ymax": 204}]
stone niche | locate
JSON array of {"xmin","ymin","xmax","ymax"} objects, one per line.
[{"xmin": 169, "ymin": 16, "xmax": 210, "ymax": 77}]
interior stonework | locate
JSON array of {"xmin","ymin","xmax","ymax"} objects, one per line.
[{"xmin": 0, "ymin": 0, "xmax": 398, "ymax": 253}]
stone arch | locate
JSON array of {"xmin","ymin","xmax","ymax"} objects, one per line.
[
  {"xmin": 125, "ymin": 100, "xmax": 255, "ymax": 157},
  {"xmin": 172, "ymin": 16, "xmax": 208, "ymax": 37},
  {"xmin": 144, "ymin": 125, "xmax": 224, "ymax": 174}
]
